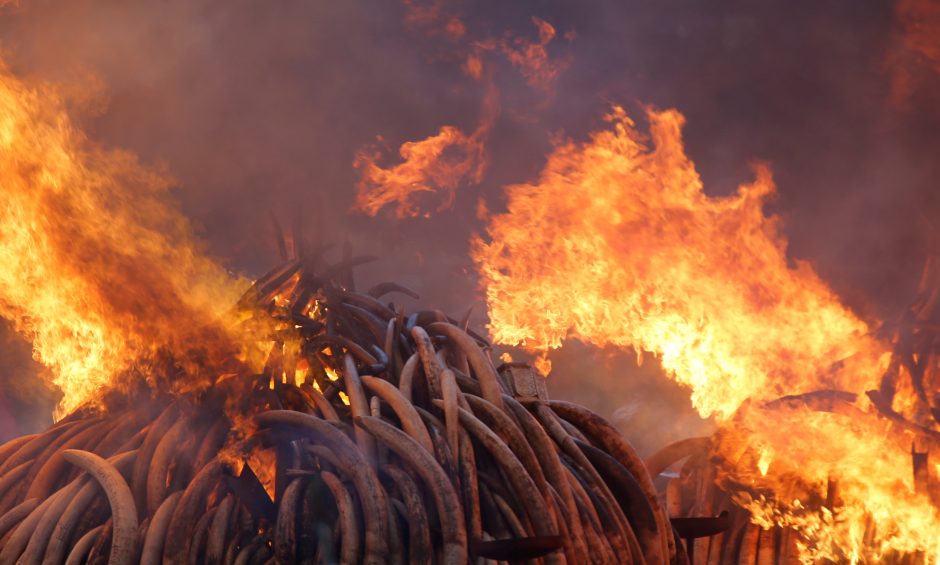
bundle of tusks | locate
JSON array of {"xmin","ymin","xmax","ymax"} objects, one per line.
[{"xmin": 0, "ymin": 253, "xmax": 698, "ymax": 565}]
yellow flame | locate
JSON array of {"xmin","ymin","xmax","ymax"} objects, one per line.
[
  {"xmin": 473, "ymin": 106, "xmax": 886, "ymax": 418},
  {"xmin": 469, "ymin": 105, "xmax": 940, "ymax": 560},
  {"xmin": 0, "ymin": 62, "xmax": 245, "ymax": 416}
]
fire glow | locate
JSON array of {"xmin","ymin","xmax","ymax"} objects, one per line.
[
  {"xmin": 0, "ymin": 62, "xmax": 245, "ymax": 417},
  {"xmin": 1, "ymin": 2, "xmax": 940, "ymax": 563},
  {"xmin": 473, "ymin": 106, "xmax": 940, "ymax": 561}
]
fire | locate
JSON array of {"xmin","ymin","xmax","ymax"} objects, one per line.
[
  {"xmin": 353, "ymin": 120, "xmax": 490, "ymax": 219},
  {"xmin": 354, "ymin": 5, "xmax": 569, "ymax": 220},
  {"xmin": 722, "ymin": 402, "xmax": 940, "ymax": 562},
  {"xmin": 888, "ymin": 0, "xmax": 940, "ymax": 104},
  {"xmin": 476, "ymin": 17, "xmax": 569, "ymax": 93},
  {"xmin": 353, "ymin": 58, "xmax": 499, "ymax": 219},
  {"xmin": 471, "ymin": 105, "xmax": 940, "ymax": 560},
  {"xmin": 0, "ymin": 62, "xmax": 245, "ymax": 417},
  {"xmin": 473, "ymin": 105, "xmax": 886, "ymax": 418}
]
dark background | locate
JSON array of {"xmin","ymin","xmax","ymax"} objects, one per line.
[{"xmin": 0, "ymin": 0, "xmax": 937, "ymax": 452}]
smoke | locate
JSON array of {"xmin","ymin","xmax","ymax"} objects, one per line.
[{"xmin": 0, "ymin": 0, "xmax": 938, "ymax": 451}]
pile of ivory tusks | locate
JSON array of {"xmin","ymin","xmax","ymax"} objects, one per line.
[{"xmin": 0, "ymin": 256, "xmax": 682, "ymax": 564}]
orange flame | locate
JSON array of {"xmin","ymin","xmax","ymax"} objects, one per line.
[
  {"xmin": 353, "ymin": 80, "xmax": 498, "ymax": 219},
  {"xmin": 469, "ymin": 105, "xmax": 940, "ymax": 560},
  {"xmin": 0, "ymin": 63, "xmax": 245, "ymax": 417},
  {"xmin": 477, "ymin": 17, "xmax": 569, "ymax": 93},
  {"xmin": 473, "ymin": 105, "xmax": 886, "ymax": 418},
  {"xmin": 355, "ymin": 4, "xmax": 568, "ymax": 220}
]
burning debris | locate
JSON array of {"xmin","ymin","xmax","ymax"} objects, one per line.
[
  {"xmin": 0, "ymin": 252, "xmax": 689, "ymax": 564},
  {"xmin": 639, "ymin": 258, "xmax": 940, "ymax": 564}
]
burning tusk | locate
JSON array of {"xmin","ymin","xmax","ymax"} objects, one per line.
[{"xmin": 255, "ymin": 410, "xmax": 389, "ymax": 563}]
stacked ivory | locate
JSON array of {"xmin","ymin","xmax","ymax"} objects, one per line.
[{"xmin": 0, "ymin": 255, "xmax": 681, "ymax": 564}]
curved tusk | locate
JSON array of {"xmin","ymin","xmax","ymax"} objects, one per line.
[
  {"xmin": 355, "ymin": 415, "xmax": 467, "ymax": 564},
  {"xmin": 60, "ymin": 449, "xmax": 138, "ymax": 565},
  {"xmin": 426, "ymin": 322, "xmax": 506, "ymax": 410},
  {"xmin": 361, "ymin": 375, "xmax": 434, "ymax": 454}
]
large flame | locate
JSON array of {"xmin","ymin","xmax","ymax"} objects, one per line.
[
  {"xmin": 469, "ymin": 105, "xmax": 940, "ymax": 561},
  {"xmin": 0, "ymin": 63, "xmax": 245, "ymax": 417},
  {"xmin": 473, "ymin": 106, "xmax": 886, "ymax": 418}
]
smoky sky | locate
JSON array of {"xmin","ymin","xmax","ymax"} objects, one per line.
[{"xmin": 0, "ymin": 0, "xmax": 937, "ymax": 451}]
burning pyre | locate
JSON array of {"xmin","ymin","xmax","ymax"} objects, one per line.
[
  {"xmin": 643, "ymin": 257, "xmax": 940, "ymax": 565},
  {"xmin": 0, "ymin": 252, "xmax": 687, "ymax": 565}
]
